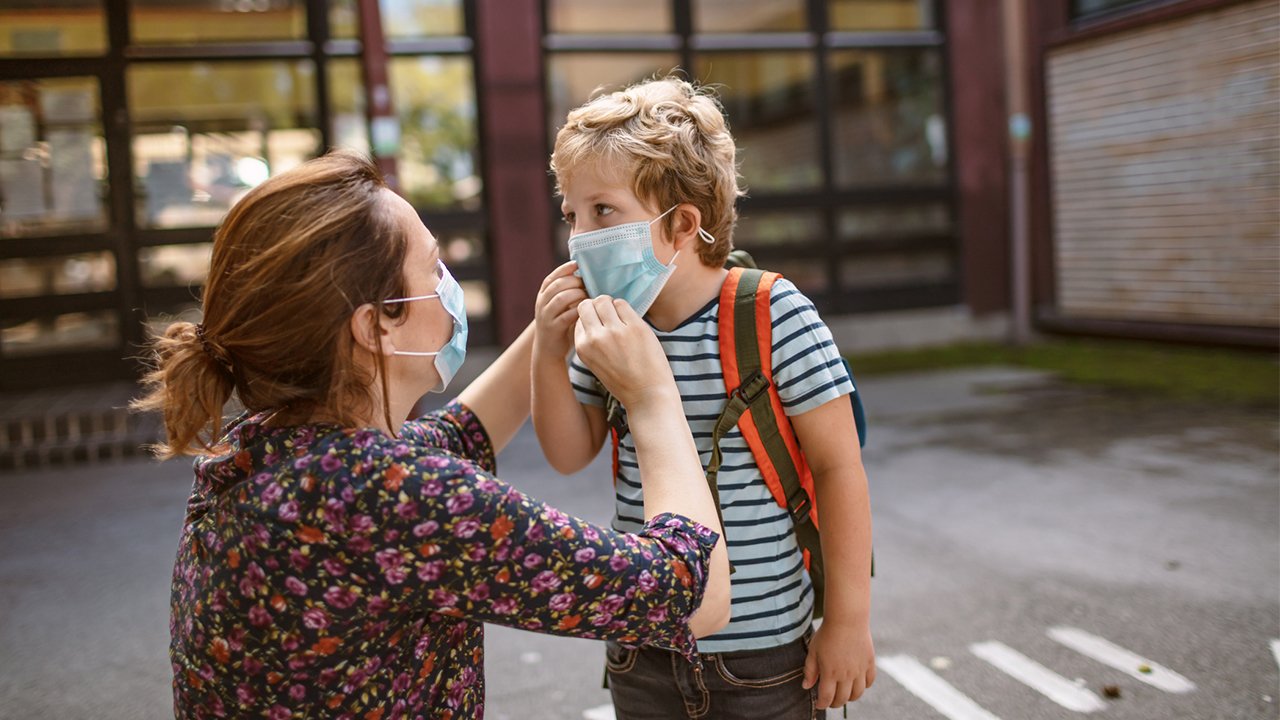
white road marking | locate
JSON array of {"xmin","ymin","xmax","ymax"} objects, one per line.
[
  {"xmin": 1048, "ymin": 626, "xmax": 1196, "ymax": 694},
  {"xmin": 582, "ymin": 703, "xmax": 616, "ymax": 720},
  {"xmin": 878, "ymin": 654, "xmax": 1003, "ymax": 720},
  {"xmin": 970, "ymin": 640, "xmax": 1107, "ymax": 713},
  {"xmin": 1271, "ymin": 639, "xmax": 1280, "ymax": 671}
]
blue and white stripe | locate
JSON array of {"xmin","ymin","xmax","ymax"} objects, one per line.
[{"xmin": 569, "ymin": 277, "xmax": 854, "ymax": 653}]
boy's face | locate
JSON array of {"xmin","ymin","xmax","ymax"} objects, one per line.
[{"xmin": 559, "ymin": 161, "xmax": 669, "ymax": 247}]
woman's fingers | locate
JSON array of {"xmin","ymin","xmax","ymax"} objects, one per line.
[
  {"xmin": 592, "ymin": 295, "xmax": 623, "ymax": 326},
  {"xmin": 612, "ymin": 297, "xmax": 643, "ymax": 325},
  {"xmin": 575, "ymin": 296, "xmax": 597, "ymax": 323}
]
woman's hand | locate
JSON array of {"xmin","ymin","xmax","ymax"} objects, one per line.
[
  {"xmin": 573, "ymin": 296, "xmax": 676, "ymax": 410},
  {"xmin": 533, "ymin": 261, "xmax": 588, "ymax": 361}
]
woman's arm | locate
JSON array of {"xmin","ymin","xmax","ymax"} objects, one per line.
[
  {"xmin": 573, "ymin": 297, "xmax": 731, "ymax": 636},
  {"xmin": 456, "ymin": 321, "xmax": 534, "ymax": 455},
  {"xmin": 426, "ymin": 465, "xmax": 720, "ymax": 647}
]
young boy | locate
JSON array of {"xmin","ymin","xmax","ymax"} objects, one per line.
[{"xmin": 532, "ymin": 76, "xmax": 874, "ymax": 718}]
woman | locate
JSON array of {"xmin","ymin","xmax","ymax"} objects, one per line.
[{"xmin": 134, "ymin": 150, "xmax": 729, "ymax": 719}]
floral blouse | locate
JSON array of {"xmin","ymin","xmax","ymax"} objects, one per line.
[{"xmin": 171, "ymin": 401, "xmax": 718, "ymax": 720}]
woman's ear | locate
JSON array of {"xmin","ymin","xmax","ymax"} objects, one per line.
[
  {"xmin": 349, "ymin": 304, "xmax": 396, "ymax": 356},
  {"xmin": 671, "ymin": 203, "xmax": 703, "ymax": 250}
]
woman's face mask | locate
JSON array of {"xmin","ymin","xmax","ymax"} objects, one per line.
[
  {"xmin": 567, "ymin": 205, "xmax": 715, "ymax": 316},
  {"xmin": 382, "ymin": 259, "xmax": 468, "ymax": 393}
]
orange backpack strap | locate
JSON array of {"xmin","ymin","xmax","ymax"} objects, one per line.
[{"xmin": 713, "ymin": 267, "xmax": 827, "ymax": 617}]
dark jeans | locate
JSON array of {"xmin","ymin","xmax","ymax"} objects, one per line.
[{"xmin": 606, "ymin": 630, "xmax": 821, "ymax": 720}]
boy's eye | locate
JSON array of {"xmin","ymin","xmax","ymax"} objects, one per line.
[
  {"xmin": 561, "ymin": 212, "xmax": 575, "ymax": 227},
  {"xmin": 595, "ymin": 204, "xmax": 614, "ymax": 218}
]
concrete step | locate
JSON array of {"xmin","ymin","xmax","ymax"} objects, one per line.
[{"xmin": 0, "ymin": 382, "xmax": 163, "ymax": 472}]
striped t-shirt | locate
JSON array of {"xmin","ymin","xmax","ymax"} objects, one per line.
[{"xmin": 569, "ymin": 276, "xmax": 855, "ymax": 653}]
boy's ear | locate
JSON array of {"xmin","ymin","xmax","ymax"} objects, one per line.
[
  {"xmin": 670, "ymin": 203, "xmax": 703, "ymax": 250},
  {"xmin": 349, "ymin": 303, "xmax": 397, "ymax": 356}
]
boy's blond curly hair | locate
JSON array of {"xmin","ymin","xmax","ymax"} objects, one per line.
[{"xmin": 551, "ymin": 75, "xmax": 744, "ymax": 267}]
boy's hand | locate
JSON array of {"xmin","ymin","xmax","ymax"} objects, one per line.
[
  {"xmin": 802, "ymin": 618, "xmax": 876, "ymax": 709},
  {"xmin": 534, "ymin": 261, "xmax": 588, "ymax": 361}
]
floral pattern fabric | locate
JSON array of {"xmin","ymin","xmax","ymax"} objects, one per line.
[{"xmin": 171, "ymin": 401, "xmax": 718, "ymax": 719}]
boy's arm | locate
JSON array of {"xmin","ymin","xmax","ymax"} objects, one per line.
[
  {"xmin": 532, "ymin": 348, "xmax": 608, "ymax": 473},
  {"xmin": 531, "ymin": 260, "xmax": 607, "ymax": 474},
  {"xmin": 791, "ymin": 396, "xmax": 876, "ymax": 710}
]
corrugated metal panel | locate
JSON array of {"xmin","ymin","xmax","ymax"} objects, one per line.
[{"xmin": 1047, "ymin": 0, "xmax": 1279, "ymax": 328}]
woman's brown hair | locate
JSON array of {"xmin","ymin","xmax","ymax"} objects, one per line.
[{"xmin": 133, "ymin": 150, "xmax": 410, "ymax": 458}]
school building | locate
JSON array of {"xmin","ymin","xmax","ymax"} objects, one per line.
[{"xmin": 1, "ymin": 0, "xmax": 1276, "ymax": 393}]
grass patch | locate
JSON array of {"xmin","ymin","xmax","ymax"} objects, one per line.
[{"xmin": 848, "ymin": 339, "xmax": 1279, "ymax": 407}]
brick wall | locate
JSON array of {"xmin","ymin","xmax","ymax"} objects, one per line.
[{"xmin": 1046, "ymin": 0, "xmax": 1279, "ymax": 328}]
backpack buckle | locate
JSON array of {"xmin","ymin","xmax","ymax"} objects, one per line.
[
  {"xmin": 787, "ymin": 487, "xmax": 813, "ymax": 524},
  {"xmin": 733, "ymin": 370, "xmax": 770, "ymax": 406}
]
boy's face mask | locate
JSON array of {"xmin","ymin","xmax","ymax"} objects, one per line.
[
  {"xmin": 567, "ymin": 205, "xmax": 715, "ymax": 316},
  {"xmin": 382, "ymin": 259, "xmax": 468, "ymax": 393}
]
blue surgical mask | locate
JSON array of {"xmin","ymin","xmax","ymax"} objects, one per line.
[
  {"xmin": 383, "ymin": 259, "xmax": 468, "ymax": 393},
  {"xmin": 567, "ymin": 205, "xmax": 716, "ymax": 316}
]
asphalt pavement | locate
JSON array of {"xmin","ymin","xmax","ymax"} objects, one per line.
[{"xmin": 1, "ymin": 366, "xmax": 1276, "ymax": 720}]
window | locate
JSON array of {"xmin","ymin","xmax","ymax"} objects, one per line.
[
  {"xmin": 695, "ymin": 0, "xmax": 806, "ymax": 33},
  {"xmin": 128, "ymin": 61, "xmax": 320, "ymax": 230},
  {"xmin": 388, "ymin": 56, "xmax": 480, "ymax": 211},
  {"xmin": 830, "ymin": 0, "xmax": 936, "ymax": 31},
  {"xmin": 830, "ymin": 48, "xmax": 947, "ymax": 188},
  {"xmin": 547, "ymin": 0, "xmax": 671, "ymax": 34},
  {"xmin": 1071, "ymin": 0, "xmax": 1156, "ymax": 20},
  {"xmin": 131, "ymin": 0, "xmax": 308, "ymax": 44},
  {"xmin": 0, "ymin": 0, "xmax": 107, "ymax": 56},
  {"xmin": 382, "ymin": 0, "xmax": 465, "ymax": 38},
  {"xmin": 0, "ymin": 77, "xmax": 109, "ymax": 238},
  {"xmin": 696, "ymin": 52, "xmax": 822, "ymax": 192},
  {"xmin": 546, "ymin": 53, "xmax": 681, "ymax": 144}
]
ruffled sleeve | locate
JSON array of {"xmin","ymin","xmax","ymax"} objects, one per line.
[{"xmin": 398, "ymin": 400, "xmax": 496, "ymax": 473}]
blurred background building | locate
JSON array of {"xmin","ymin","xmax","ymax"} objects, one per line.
[{"xmin": 0, "ymin": 0, "xmax": 1276, "ymax": 392}]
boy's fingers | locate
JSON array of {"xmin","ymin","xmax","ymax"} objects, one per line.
[
  {"xmin": 554, "ymin": 304, "xmax": 581, "ymax": 325},
  {"xmin": 816, "ymin": 676, "xmax": 836, "ymax": 708},
  {"xmin": 538, "ymin": 260, "xmax": 579, "ymax": 293},
  {"xmin": 866, "ymin": 664, "xmax": 876, "ymax": 689},
  {"xmin": 547, "ymin": 272, "xmax": 585, "ymax": 294},
  {"xmin": 835, "ymin": 678, "xmax": 853, "ymax": 706},
  {"xmin": 802, "ymin": 651, "xmax": 818, "ymax": 690},
  {"xmin": 550, "ymin": 285, "xmax": 589, "ymax": 310},
  {"xmin": 545, "ymin": 291, "xmax": 583, "ymax": 321}
]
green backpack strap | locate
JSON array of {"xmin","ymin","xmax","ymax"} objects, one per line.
[{"xmin": 602, "ymin": 377, "xmax": 732, "ymax": 573}]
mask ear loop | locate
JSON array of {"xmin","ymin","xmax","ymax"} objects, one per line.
[{"xmin": 651, "ymin": 205, "xmax": 717, "ymax": 246}]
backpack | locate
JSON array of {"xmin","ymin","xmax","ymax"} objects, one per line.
[{"xmin": 601, "ymin": 250, "xmax": 869, "ymax": 620}]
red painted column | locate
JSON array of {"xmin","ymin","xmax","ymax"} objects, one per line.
[
  {"xmin": 474, "ymin": 0, "xmax": 554, "ymax": 344},
  {"xmin": 945, "ymin": 0, "xmax": 1012, "ymax": 316},
  {"xmin": 357, "ymin": 0, "xmax": 399, "ymax": 189}
]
